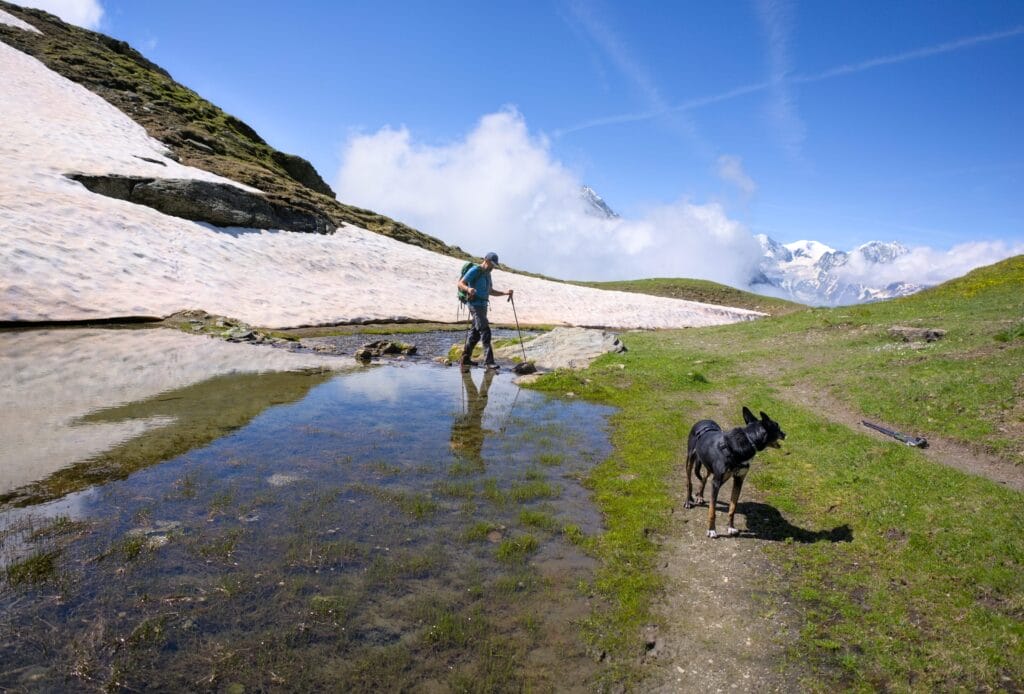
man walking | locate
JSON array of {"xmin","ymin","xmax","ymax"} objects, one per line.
[{"xmin": 458, "ymin": 252, "xmax": 512, "ymax": 371}]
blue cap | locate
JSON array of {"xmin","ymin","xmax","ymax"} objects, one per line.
[{"xmin": 484, "ymin": 252, "xmax": 499, "ymax": 266}]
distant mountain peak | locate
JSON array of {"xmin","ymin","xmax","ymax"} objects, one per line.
[
  {"xmin": 784, "ymin": 239, "xmax": 835, "ymax": 261},
  {"xmin": 854, "ymin": 240, "xmax": 909, "ymax": 263},
  {"xmin": 753, "ymin": 234, "xmax": 925, "ymax": 306},
  {"xmin": 581, "ymin": 185, "xmax": 619, "ymax": 219}
]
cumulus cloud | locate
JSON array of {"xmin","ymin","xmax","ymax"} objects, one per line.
[
  {"xmin": 716, "ymin": 154, "xmax": 757, "ymax": 195},
  {"xmin": 835, "ymin": 241, "xmax": 1024, "ymax": 289},
  {"xmin": 12, "ymin": 0, "xmax": 103, "ymax": 29},
  {"xmin": 335, "ymin": 109, "xmax": 764, "ymax": 286}
]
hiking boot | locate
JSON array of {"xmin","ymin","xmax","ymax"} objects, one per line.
[{"xmin": 484, "ymin": 362, "xmax": 500, "ymax": 371}]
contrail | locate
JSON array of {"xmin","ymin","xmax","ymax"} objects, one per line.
[
  {"xmin": 796, "ymin": 24, "xmax": 1024, "ymax": 84},
  {"xmin": 555, "ymin": 25, "xmax": 1024, "ymax": 138}
]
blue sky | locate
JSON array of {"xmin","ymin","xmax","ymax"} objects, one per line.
[{"xmin": 15, "ymin": 0, "xmax": 1024, "ymax": 283}]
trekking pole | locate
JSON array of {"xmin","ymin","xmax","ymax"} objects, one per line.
[
  {"xmin": 508, "ymin": 294, "xmax": 536, "ymax": 375},
  {"xmin": 861, "ymin": 420, "xmax": 928, "ymax": 448},
  {"xmin": 508, "ymin": 293, "xmax": 528, "ymax": 363}
]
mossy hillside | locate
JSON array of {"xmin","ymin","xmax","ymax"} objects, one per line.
[
  {"xmin": 531, "ymin": 254, "xmax": 1024, "ymax": 689},
  {"xmin": 0, "ymin": 1, "xmax": 472, "ymax": 261},
  {"xmin": 577, "ymin": 276, "xmax": 805, "ymax": 316}
]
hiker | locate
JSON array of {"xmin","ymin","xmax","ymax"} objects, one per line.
[{"xmin": 458, "ymin": 252, "xmax": 513, "ymax": 371}]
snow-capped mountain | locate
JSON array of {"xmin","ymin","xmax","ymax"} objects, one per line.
[
  {"xmin": 581, "ymin": 185, "xmax": 619, "ymax": 219},
  {"xmin": 753, "ymin": 235, "xmax": 924, "ymax": 306}
]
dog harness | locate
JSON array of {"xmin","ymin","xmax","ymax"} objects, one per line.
[{"xmin": 691, "ymin": 421, "xmax": 720, "ymax": 440}]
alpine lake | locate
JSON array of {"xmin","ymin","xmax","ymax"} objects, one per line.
[{"xmin": 0, "ymin": 325, "xmax": 615, "ymax": 692}]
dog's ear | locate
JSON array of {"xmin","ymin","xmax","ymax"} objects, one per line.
[
  {"xmin": 760, "ymin": 411, "xmax": 772, "ymax": 422},
  {"xmin": 742, "ymin": 406, "xmax": 757, "ymax": 424}
]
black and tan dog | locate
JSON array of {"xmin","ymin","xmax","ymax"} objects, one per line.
[{"xmin": 684, "ymin": 407, "xmax": 786, "ymax": 538}]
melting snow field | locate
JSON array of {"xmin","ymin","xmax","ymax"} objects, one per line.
[{"xmin": 0, "ymin": 18, "xmax": 762, "ymax": 329}]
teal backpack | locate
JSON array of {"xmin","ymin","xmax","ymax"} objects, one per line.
[{"xmin": 456, "ymin": 261, "xmax": 476, "ymax": 304}]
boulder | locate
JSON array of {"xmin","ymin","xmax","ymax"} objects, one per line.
[
  {"xmin": 355, "ymin": 340, "xmax": 417, "ymax": 362},
  {"xmin": 888, "ymin": 326, "xmax": 946, "ymax": 343},
  {"xmin": 496, "ymin": 327, "xmax": 626, "ymax": 370}
]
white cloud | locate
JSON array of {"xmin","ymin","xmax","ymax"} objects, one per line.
[
  {"xmin": 335, "ymin": 109, "xmax": 764, "ymax": 286},
  {"xmin": 835, "ymin": 240, "xmax": 1024, "ymax": 289},
  {"xmin": 12, "ymin": 0, "xmax": 103, "ymax": 29},
  {"xmin": 716, "ymin": 154, "xmax": 757, "ymax": 195},
  {"xmin": 755, "ymin": 0, "xmax": 805, "ymax": 161}
]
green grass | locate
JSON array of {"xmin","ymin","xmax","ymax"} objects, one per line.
[
  {"xmin": 5, "ymin": 550, "xmax": 60, "ymax": 586},
  {"xmin": 508, "ymin": 480, "xmax": 559, "ymax": 503},
  {"xmin": 518, "ymin": 509, "xmax": 559, "ymax": 532},
  {"xmin": 994, "ymin": 321, "xmax": 1024, "ymax": 343},
  {"xmin": 576, "ymin": 276, "xmax": 804, "ymax": 316},
  {"xmin": 496, "ymin": 534, "xmax": 540, "ymax": 564},
  {"xmin": 350, "ymin": 484, "xmax": 439, "ymax": 518},
  {"xmin": 528, "ymin": 254, "xmax": 1024, "ymax": 689},
  {"xmin": 464, "ymin": 521, "xmax": 503, "ymax": 542}
]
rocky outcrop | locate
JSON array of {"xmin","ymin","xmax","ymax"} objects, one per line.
[
  {"xmin": 67, "ymin": 174, "xmax": 333, "ymax": 234},
  {"xmin": 887, "ymin": 326, "xmax": 946, "ymax": 343},
  {"xmin": 271, "ymin": 151, "xmax": 334, "ymax": 197},
  {"xmin": 496, "ymin": 327, "xmax": 627, "ymax": 371}
]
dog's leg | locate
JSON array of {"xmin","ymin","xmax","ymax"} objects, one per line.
[
  {"xmin": 684, "ymin": 450, "xmax": 695, "ymax": 509},
  {"xmin": 706, "ymin": 476, "xmax": 722, "ymax": 538},
  {"xmin": 694, "ymin": 463, "xmax": 707, "ymax": 506},
  {"xmin": 727, "ymin": 475, "xmax": 745, "ymax": 536}
]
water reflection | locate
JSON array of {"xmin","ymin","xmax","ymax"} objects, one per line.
[
  {"xmin": 450, "ymin": 368, "xmax": 495, "ymax": 468},
  {"xmin": 0, "ymin": 330, "xmax": 615, "ymax": 691},
  {"xmin": 0, "ymin": 328, "xmax": 350, "ymax": 504}
]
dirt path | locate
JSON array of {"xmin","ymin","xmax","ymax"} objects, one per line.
[
  {"xmin": 638, "ymin": 391, "xmax": 804, "ymax": 692},
  {"xmin": 783, "ymin": 381, "xmax": 1024, "ymax": 493},
  {"xmin": 639, "ymin": 487, "xmax": 803, "ymax": 692}
]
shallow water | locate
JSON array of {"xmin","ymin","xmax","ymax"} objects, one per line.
[
  {"xmin": 300, "ymin": 326, "xmax": 537, "ymax": 359},
  {"xmin": 0, "ymin": 329, "xmax": 614, "ymax": 691}
]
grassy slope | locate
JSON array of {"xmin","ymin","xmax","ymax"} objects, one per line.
[
  {"xmin": 577, "ymin": 277, "xmax": 804, "ymax": 316},
  {"xmin": 533, "ymin": 255, "xmax": 1024, "ymax": 689}
]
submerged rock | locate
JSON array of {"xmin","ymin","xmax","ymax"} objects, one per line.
[
  {"xmin": 355, "ymin": 340, "xmax": 417, "ymax": 362},
  {"xmin": 267, "ymin": 473, "xmax": 303, "ymax": 487}
]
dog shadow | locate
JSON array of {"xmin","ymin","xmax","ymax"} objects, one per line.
[{"xmin": 732, "ymin": 501, "xmax": 853, "ymax": 543}]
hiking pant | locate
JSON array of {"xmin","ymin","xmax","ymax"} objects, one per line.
[{"xmin": 463, "ymin": 304, "xmax": 494, "ymax": 365}]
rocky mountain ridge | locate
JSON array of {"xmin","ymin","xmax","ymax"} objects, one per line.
[{"xmin": 753, "ymin": 234, "xmax": 923, "ymax": 306}]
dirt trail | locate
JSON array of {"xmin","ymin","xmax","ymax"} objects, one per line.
[
  {"xmin": 639, "ymin": 489, "xmax": 803, "ymax": 692},
  {"xmin": 639, "ymin": 392, "xmax": 804, "ymax": 692},
  {"xmin": 784, "ymin": 382, "xmax": 1024, "ymax": 493}
]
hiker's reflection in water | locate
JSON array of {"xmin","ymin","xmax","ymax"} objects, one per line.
[{"xmin": 450, "ymin": 368, "xmax": 495, "ymax": 468}]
